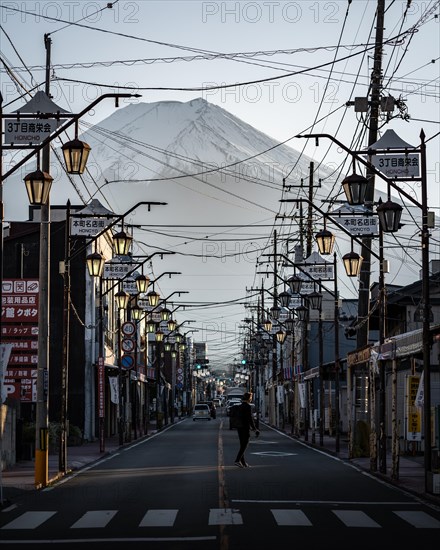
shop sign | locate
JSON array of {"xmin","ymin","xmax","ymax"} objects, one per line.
[
  {"xmin": 1, "ymin": 279, "xmax": 39, "ymax": 322},
  {"xmin": 333, "ymin": 214, "xmax": 379, "ymax": 236},
  {"xmin": 372, "ymin": 153, "xmax": 420, "ymax": 178},
  {"xmin": 347, "ymin": 346, "xmax": 371, "ymax": 367},
  {"xmin": 406, "ymin": 375, "xmax": 422, "ymax": 441},
  {"xmin": 103, "ymin": 262, "xmax": 132, "ymax": 280},
  {"xmin": 98, "ymin": 356, "xmax": 105, "ymax": 418},
  {"xmin": 4, "ymin": 118, "xmax": 63, "ymax": 144},
  {"xmin": 70, "ymin": 216, "xmax": 111, "ymax": 237}
]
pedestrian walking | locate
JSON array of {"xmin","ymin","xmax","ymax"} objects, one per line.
[{"xmin": 234, "ymin": 392, "xmax": 259, "ymax": 468}]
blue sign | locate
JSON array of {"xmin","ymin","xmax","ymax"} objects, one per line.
[{"xmin": 121, "ymin": 354, "xmax": 134, "ymax": 370}]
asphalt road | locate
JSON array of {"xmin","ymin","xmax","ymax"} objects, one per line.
[{"xmin": 1, "ymin": 412, "xmax": 440, "ymax": 549}]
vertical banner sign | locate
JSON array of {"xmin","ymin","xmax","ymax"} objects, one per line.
[
  {"xmin": 406, "ymin": 375, "xmax": 422, "ymax": 441},
  {"xmin": 298, "ymin": 382, "xmax": 307, "ymax": 409},
  {"xmin": 414, "ymin": 371, "xmax": 424, "ymax": 408},
  {"xmin": 0, "ymin": 344, "xmax": 13, "ymax": 403},
  {"xmin": 98, "ymin": 356, "xmax": 105, "ymax": 418},
  {"xmin": 1, "ymin": 279, "xmax": 39, "ymax": 402},
  {"xmin": 108, "ymin": 376, "xmax": 119, "ymax": 404}
]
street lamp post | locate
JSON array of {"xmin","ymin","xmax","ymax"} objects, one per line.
[
  {"xmin": 1, "ymin": 72, "xmax": 140, "ymax": 487},
  {"xmin": 281, "ymin": 250, "xmax": 342, "ymax": 452},
  {"xmin": 115, "ymin": 288, "xmax": 129, "ymax": 445},
  {"xmin": 85, "ymin": 248, "xmax": 106, "ymax": 452},
  {"xmin": 281, "ymin": 196, "xmax": 383, "ymax": 460},
  {"xmin": 297, "ymin": 131, "xmax": 433, "ymax": 491}
]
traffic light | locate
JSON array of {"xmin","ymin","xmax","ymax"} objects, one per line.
[{"xmin": 241, "ymin": 359, "xmax": 246, "ymax": 365}]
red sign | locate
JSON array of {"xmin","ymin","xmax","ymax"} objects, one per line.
[
  {"xmin": 8, "ymin": 340, "xmax": 39, "ymax": 351},
  {"xmin": 8, "ymin": 354, "xmax": 38, "ymax": 366},
  {"xmin": 98, "ymin": 356, "xmax": 105, "ymax": 418},
  {"xmin": 1, "ymin": 325, "xmax": 38, "ymax": 337},
  {"xmin": 4, "ymin": 367, "xmax": 37, "ymax": 402},
  {"xmin": 1, "ymin": 279, "xmax": 39, "ymax": 402},
  {"xmin": 6, "ymin": 367, "xmax": 37, "ymax": 378},
  {"xmin": 4, "ymin": 377, "xmax": 37, "ymax": 402},
  {"xmin": 1, "ymin": 279, "xmax": 39, "ymax": 322}
]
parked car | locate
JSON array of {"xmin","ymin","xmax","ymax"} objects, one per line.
[{"xmin": 192, "ymin": 404, "xmax": 211, "ymax": 421}]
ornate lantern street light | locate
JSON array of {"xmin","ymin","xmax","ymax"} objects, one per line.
[
  {"xmin": 135, "ymin": 273, "xmax": 150, "ymax": 294},
  {"xmin": 263, "ymin": 317, "xmax": 272, "ymax": 333},
  {"xmin": 341, "ymin": 171, "xmax": 369, "ymax": 205},
  {"xmin": 161, "ymin": 307, "xmax": 172, "ymax": 321},
  {"xmin": 308, "ymin": 290, "xmax": 323, "ymax": 311},
  {"xmin": 115, "ymin": 289, "xmax": 130, "ymax": 310},
  {"xmin": 147, "ymin": 290, "xmax": 160, "ymax": 307},
  {"xmin": 287, "ymin": 274, "xmax": 303, "ymax": 295},
  {"xmin": 315, "ymin": 228, "xmax": 335, "ymax": 255},
  {"xmin": 130, "ymin": 303, "xmax": 143, "ymax": 321},
  {"xmin": 284, "ymin": 316, "xmax": 295, "ymax": 332},
  {"xmin": 377, "ymin": 199, "xmax": 403, "ymax": 233},
  {"xmin": 24, "ymin": 169, "xmax": 53, "ymax": 205},
  {"xmin": 295, "ymin": 304, "xmax": 309, "ymax": 322},
  {"xmin": 270, "ymin": 304, "xmax": 281, "ymax": 320},
  {"xmin": 86, "ymin": 251, "xmax": 105, "ymax": 278},
  {"xmin": 61, "ymin": 137, "xmax": 91, "ymax": 174},
  {"xmin": 276, "ymin": 329, "xmax": 287, "ymax": 344},
  {"xmin": 155, "ymin": 330, "xmax": 165, "ymax": 343},
  {"xmin": 342, "ymin": 250, "xmax": 363, "ymax": 277},
  {"xmin": 278, "ymin": 290, "xmax": 291, "ymax": 309},
  {"xmin": 113, "ymin": 229, "xmax": 132, "ymax": 257},
  {"xmin": 164, "ymin": 342, "xmax": 172, "ymax": 352}
]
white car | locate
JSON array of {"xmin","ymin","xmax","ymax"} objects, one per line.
[{"xmin": 193, "ymin": 404, "xmax": 211, "ymax": 421}]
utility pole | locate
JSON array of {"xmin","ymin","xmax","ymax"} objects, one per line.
[
  {"xmin": 35, "ymin": 33, "xmax": 52, "ymax": 488},
  {"xmin": 357, "ymin": 0, "xmax": 385, "ymax": 349},
  {"xmin": 307, "ymin": 162, "xmax": 314, "ymax": 258},
  {"xmin": 59, "ymin": 201, "xmax": 71, "ymax": 473},
  {"xmin": 272, "ymin": 230, "xmax": 278, "ymax": 427}
]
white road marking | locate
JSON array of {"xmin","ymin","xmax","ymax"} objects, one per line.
[
  {"xmin": 139, "ymin": 509, "xmax": 178, "ymax": 527},
  {"xmin": 1, "ymin": 511, "xmax": 56, "ymax": 529},
  {"xmin": 271, "ymin": 509, "xmax": 312, "ymax": 526},
  {"xmin": 209, "ymin": 508, "xmax": 243, "ymax": 525},
  {"xmin": 394, "ymin": 510, "xmax": 440, "ymax": 528},
  {"xmin": 0, "ymin": 536, "xmax": 217, "ymax": 543},
  {"xmin": 333, "ymin": 510, "xmax": 381, "ymax": 527},
  {"xmin": 252, "ymin": 451, "xmax": 297, "ymax": 456},
  {"xmin": 71, "ymin": 510, "xmax": 117, "ymax": 529}
]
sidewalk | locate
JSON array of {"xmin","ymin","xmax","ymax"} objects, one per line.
[
  {"xmin": 277, "ymin": 422, "xmax": 440, "ymax": 506},
  {"xmin": 0, "ymin": 429, "xmax": 154, "ymax": 506},
  {"xmin": 1, "ymin": 419, "xmax": 440, "ymax": 508}
]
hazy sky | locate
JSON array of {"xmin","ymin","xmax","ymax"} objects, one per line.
[
  {"xmin": 2, "ymin": 1, "xmax": 439, "ymax": 162},
  {"xmin": 1, "ymin": 1, "xmax": 439, "ymax": 369}
]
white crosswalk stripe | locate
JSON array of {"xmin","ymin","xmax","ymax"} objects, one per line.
[
  {"xmin": 1, "ymin": 511, "xmax": 56, "ymax": 530},
  {"xmin": 71, "ymin": 510, "xmax": 117, "ymax": 529},
  {"xmin": 393, "ymin": 511, "xmax": 440, "ymax": 528},
  {"xmin": 332, "ymin": 510, "xmax": 381, "ymax": 528},
  {"xmin": 139, "ymin": 509, "xmax": 178, "ymax": 527},
  {"xmin": 271, "ymin": 509, "xmax": 312, "ymax": 526},
  {"xmin": 1, "ymin": 508, "xmax": 440, "ymax": 530}
]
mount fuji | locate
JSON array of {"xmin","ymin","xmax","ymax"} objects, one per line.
[{"xmin": 3, "ymin": 97, "xmax": 335, "ymax": 222}]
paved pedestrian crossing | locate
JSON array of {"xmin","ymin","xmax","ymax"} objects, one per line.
[{"xmin": 2, "ymin": 507, "xmax": 440, "ymax": 530}]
